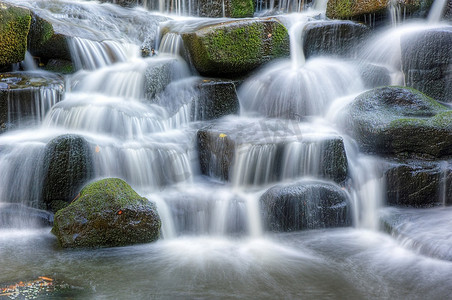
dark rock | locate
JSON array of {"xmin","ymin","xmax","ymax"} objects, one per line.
[
  {"xmin": 401, "ymin": 27, "xmax": 452, "ymax": 102},
  {"xmin": 303, "ymin": 20, "xmax": 370, "ymax": 59},
  {"xmin": 384, "ymin": 159, "xmax": 452, "ymax": 207},
  {"xmin": 52, "ymin": 178, "xmax": 161, "ymax": 248},
  {"xmin": 342, "ymin": 86, "xmax": 452, "ymax": 158},
  {"xmin": 260, "ymin": 180, "xmax": 351, "ymax": 232},
  {"xmin": 198, "ymin": 0, "xmax": 254, "ymax": 18},
  {"xmin": 0, "ymin": 72, "xmax": 64, "ymax": 131},
  {"xmin": 358, "ymin": 63, "xmax": 391, "ymax": 89},
  {"xmin": 0, "ymin": 203, "xmax": 53, "ymax": 228},
  {"xmin": 43, "ymin": 59, "xmax": 74, "ymax": 74},
  {"xmin": 0, "ymin": 3, "xmax": 31, "ymax": 66},
  {"xmin": 193, "ymin": 78, "xmax": 239, "ymax": 120},
  {"xmin": 197, "ymin": 118, "xmax": 348, "ymax": 184},
  {"xmin": 41, "ymin": 134, "xmax": 94, "ymax": 208},
  {"xmin": 182, "ymin": 18, "xmax": 290, "ymax": 76}
]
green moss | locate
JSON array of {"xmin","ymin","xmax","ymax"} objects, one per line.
[
  {"xmin": 230, "ymin": 0, "xmax": 254, "ymax": 18},
  {"xmin": 0, "ymin": 4, "xmax": 31, "ymax": 65}
]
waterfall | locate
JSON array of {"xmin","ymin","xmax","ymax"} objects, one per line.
[{"xmin": 428, "ymin": 0, "xmax": 448, "ymax": 23}]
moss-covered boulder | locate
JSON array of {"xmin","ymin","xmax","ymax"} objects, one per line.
[
  {"xmin": 342, "ymin": 86, "xmax": 452, "ymax": 158},
  {"xmin": 401, "ymin": 27, "xmax": 452, "ymax": 103},
  {"xmin": 260, "ymin": 180, "xmax": 351, "ymax": 232},
  {"xmin": 42, "ymin": 135, "xmax": 94, "ymax": 211},
  {"xmin": 182, "ymin": 18, "xmax": 290, "ymax": 76},
  {"xmin": 303, "ymin": 20, "xmax": 369, "ymax": 59},
  {"xmin": 326, "ymin": 0, "xmax": 426, "ymax": 26},
  {"xmin": 52, "ymin": 178, "xmax": 161, "ymax": 248},
  {"xmin": 0, "ymin": 72, "xmax": 64, "ymax": 132},
  {"xmin": 198, "ymin": 0, "xmax": 254, "ymax": 18},
  {"xmin": 197, "ymin": 118, "xmax": 348, "ymax": 184},
  {"xmin": 0, "ymin": 3, "xmax": 31, "ymax": 66},
  {"xmin": 193, "ymin": 78, "xmax": 240, "ymax": 120},
  {"xmin": 384, "ymin": 159, "xmax": 452, "ymax": 207}
]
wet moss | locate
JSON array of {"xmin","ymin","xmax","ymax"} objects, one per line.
[
  {"xmin": 0, "ymin": 3, "xmax": 31, "ymax": 65},
  {"xmin": 230, "ymin": 0, "xmax": 254, "ymax": 18}
]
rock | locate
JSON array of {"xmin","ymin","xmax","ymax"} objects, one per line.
[
  {"xmin": 0, "ymin": 72, "xmax": 64, "ymax": 131},
  {"xmin": 303, "ymin": 20, "xmax": 370, "ymax": 59},
  {"xmin": 342, "ymin": 86, "xmax": 452, "ymax": 158},
  {"xmin": 52, "ymin": 178, "xmax": 161, "ymax": 248},
  {"xmin": 197, "ymin": 118, "xmax": 348, "ymax": 184},
  {"xmin": 260, "ymin": 180, "xmax": 351, "ymax": 232},
  {"xmin": 182, "ymin": 18, "xmax": 290, "ymax": 76},
  {"xmin": 0, "ymin": 203, "xmax": 53, "ymax": 228},
  {"xmin": 326, "ymin": 0, "xmax": 428, "ymax": 26},
  {"xmin": 401, "ymin": 27, "xmax": 452, "ymax": 103},
  {"xmin": 0, "ymin": 2, "xmax": 31, "ymax": 65},
  {"xmin": 381, "ymin": 206, "xmax": 452, "ymax": 261},
  {"xmin": 41, "ymin": 135, "xmax": 94, "ymax": 209},
  {"xmin": 358, "ymin": 63, "xmax": 391, "ymax": 89},
  {"xmin": 43, "ymin": 59, "xmax": 74, "ymax": 74},
  {"xmin": 193, "ymin": 78, "xmax": 240, "ymax": 120},
  {"xmin": 198, "ymin": 0, "xmax": 254, "ymax": 18},
  {"xmin": 384, "ymin": 159, "xmax": 452, "ymax": 207}
]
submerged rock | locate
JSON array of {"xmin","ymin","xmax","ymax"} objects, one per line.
[
  {"xmin": 41, "ymin": 135, "xmax": 94, "ymax": 210},
  {"xmin": 198, "ymin": 0, "xmax": 254, "ymax": 18},
  {"xmin": 0, "ymin": 2, "xmax": 31, "ymax": 66},
  {"xmin": 260, "ymin": 180, "xmax": 351, "ymax": 232},
  {"xmin": 0, "ymin": 203, "xmax": 53, "ymax": 228},
  {"xmin": 182, "ymin": 18, "xmax": 290, "ymax": 76},
  {"xmin": 303, "ymin": 20, "xmax": 369, "ymax": 59},
  {"xmin": 0, "ymin": 72, "xmax": 64, "ymax": 132},
  {"xmin": 384, "ymin": 159, "xmax": 452, "ymax": 207},
  {"xmin": 197, "ymin": 118, "xmax": 348, "ymax": 184},
  {"xmin": 52, "ymin": 178, "xmax": 161, "ymax": 248},
  {"xmin": 401, "ymin": 27, "xmax": 452, "ymax": 103},
  {"xmin": 342, "ymin": 86, "xmax": 452, "ymax": 158}
]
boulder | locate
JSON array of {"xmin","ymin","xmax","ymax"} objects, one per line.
[
  {"xmin": 0, "ymin": 72, "xmax": 64, "ymax": 131},
  {"xmin": 401, "ymin": 27, "xmax": 452, "ymax": 103},
  {"xmin": 197, "ymin": 118, "xmax": 348, "ymax": 184},
  {"xmin": 326, "ymin": 0, "xmax": 427, "ymax": 26},
  {"xmin": 342, "ymin": 86, "xmax": 452, "ymax": 158},
  {"xmin": 193, "ymin": 78, "xmax": 240, "ymax": 120},
  {"xmin": 182, "ymin": 18, "xmax": 290, "ymax": 76},
  {"xmin": 41, "ymin": 135, "xmax": 94, "ymax": 210},
  {"xmin": 52, "ymin": 178, "xmax": 161, "ymax": 248},
  {"xmin": 260, "ymin": 180, "xmax": 351, "ymax": 232},
  {"xmin": 0, "ymin": 3, "xmax": 31, "ymax": 65},
  {"xmin": 303, "ymin": 20, "xmax": 370, "ymax": 59},
  {"xmin": 198, "ymin": 0, "xmax": 254, "ymax": 18},
  {"xmin": 358, "ymin": 62, "xmax": 391, "ymax": 89},
  {"xmin": 384, "ymin": 159, "xmax": 452, "ymax": 207}
]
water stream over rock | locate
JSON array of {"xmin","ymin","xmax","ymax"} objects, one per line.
[{"xmin": 0, "ymin": 0, "xmax": 451, "ymax": 298}]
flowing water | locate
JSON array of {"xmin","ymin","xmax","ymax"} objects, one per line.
[{"xmin": 1, "ymin": 0, "xmax": 452, "ymax": 298}]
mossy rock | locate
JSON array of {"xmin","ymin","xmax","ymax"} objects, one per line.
[
  {"xmin": 182, "ymin": 18, "xmax": 290, "ymax": 76},
  {"xmin": 42, "ymin": 135, "xmax": 94, "ymax": 208},
  {"xmin": 198, "ymin": 0, "xmax": 254, "ymax": 18},
  {"xmin": 0, "ymin": 3, "xmax": 31, "ymax": 65},
  {"xmin": 52, "ymin": 178, "xmax": 161, "ymax": 248},
  {"xmin": 343, "ymin": 86, "xmax": 452, "ymax": 158},
  {"xmin": 260, "ymin": 180, "xmax": 351, "ymax": 232}
]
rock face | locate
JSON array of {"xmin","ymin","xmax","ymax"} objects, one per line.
[
  {"xmin": 193, "ymin": 79, "xmax": 240, "ymax": 120},
  {"xmin": 198, "ymin": 0, "xmax": 254, "ymax": 17},
  {"xmin": 303, "ymin": 20, "xmax": 369, "ymax": 59},
  {"xmin": 52, "ymin": 178, "xmax": 161, "ymax": 248},
  {"xmin": 182, "ymin": 18, "xmax": 290, "ymax": 76},
  {"xmin": 197, "ymin": 118, "xmax": 348, "ymax": 184},
  {"xmin": 260, "ymin": 180, "xmax": 351, "ymax": 232},
  {"xmin": 384, "ymin": 159, "xmax": 452, "ymax": 207},
  {"xmin": 0, "ymin": 3, "xmax": 31, "ymax": 66},
  {"xmin": 401, "ymin": 27, "xmax": 452, "ymax": 103},
  {"xmin": 0, "ymin": 72, "xmax": 64, "ymax": 132},
  {"xmin": 41, "ymin": 135, "xmax": 94, "ymax": 211},
  {"xmin": 343, "ymin": 86, "xmax": 452, "ymax": 158}
]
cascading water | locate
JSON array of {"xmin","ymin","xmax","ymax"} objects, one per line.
[{"xmin": 1, "ymin": 0, "xmax": 452, "ymax": 298}]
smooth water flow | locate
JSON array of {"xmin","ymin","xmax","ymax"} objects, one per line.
[{"xmin": 1, "ymin": 0, "xmax": 451, "ymax": 298}]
